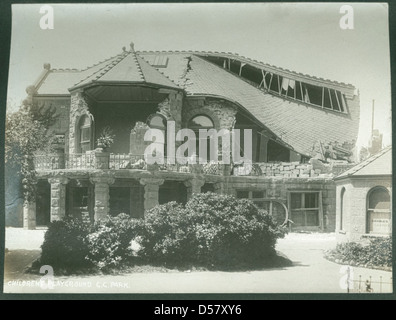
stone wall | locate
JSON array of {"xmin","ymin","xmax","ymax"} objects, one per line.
[
  {"xmin": 225, "ymin": 176, "xmax": 337, "ymax": 231},
  {"xmin": 183, "ymin": 98, "xmax": 237, "ymax": 131},
  {"xmin": 335, "ymin": 176, "xmax": 392, "ymax": 242},
  {"xmin": 233, "ymin": 159, "xmax": 354, "ymax": 179}
]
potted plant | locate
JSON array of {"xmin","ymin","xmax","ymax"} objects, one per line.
[{"xmin": 96, "ymin": 126, "xmax": 115, "ymax": 151}]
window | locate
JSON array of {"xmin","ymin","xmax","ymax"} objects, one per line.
[
  {"xmin": 78, "ymin": 114, "xmax": 92, "ymax": 153},
  {"xmin": 367, "ymin": 187, "xmax": 391, "ymax": 235},
  {"xmin": 236, "ymin": 190, "xmax": 266, "ymax": 208},
  {"xmin": 236, "ymin": 189, "xmax": 287, "ymax": 225},
  {"xmin": 188, "ymin": 115, "xmax": 215, "ymax": 160},
  {"xmin": 199, "ymin": 55, "xmax": 348, "ymax": 114},
  {"xmin": 152, "ymin": 55, "xmax": 169, "ymax": 68},
  {"xmin": 290, "ymin": 192, "xmax": 321, "ymax": 227}
]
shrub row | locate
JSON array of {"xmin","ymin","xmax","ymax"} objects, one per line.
[
  {"xmin": 39, "ymin": 192, "xmax": 287, "ymax": 273},
  {"xmin": 325, "ymin": 237, "xmax": 392, "ymax": 270}
]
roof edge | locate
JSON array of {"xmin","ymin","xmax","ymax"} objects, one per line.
[{"xmin": 137, "ymin": 50, "xmax": 356, "ymax": 91}]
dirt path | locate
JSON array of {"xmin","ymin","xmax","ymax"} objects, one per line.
[{"xmin": 3, "ymin": 229, "xmax": 392, "ymax": 294}]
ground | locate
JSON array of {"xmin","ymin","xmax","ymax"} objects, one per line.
[{"xmin": 3, "ymin": 228, "xmax": 393, "ymax": 294}]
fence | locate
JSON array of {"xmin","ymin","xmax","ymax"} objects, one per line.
[
  {"xmin": 65, "ymin": 153, "xmax": 95, "ymax": 169},
  {"xmin": 109, "ymin": 154, "xmax": 146, "ymax": 170},
  {"xmin": 34, "ymin": 154, "xmax": 62, "ymax": 170},
  {"xmin": 347, "ymin": 275, "xmax": 393, "ymax": 294}
]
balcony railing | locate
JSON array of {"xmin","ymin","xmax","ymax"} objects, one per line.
[
  {"xmin": 34, "ymin": 153, "xmax": 226, "ymax": 175},
  {"xmin": 34, "ymin": 153, "xmax": 95, "ymax": 170},
  {"xmin": 34, "ymin": 153, "xmax": 351, "ymax": 178}
]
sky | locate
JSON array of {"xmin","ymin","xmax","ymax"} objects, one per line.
[{"xmin": 6, "ymin": 3, "xmax": 392, "ymax": 148}]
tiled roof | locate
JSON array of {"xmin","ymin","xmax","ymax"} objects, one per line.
[
  {"xmin": 335, "ymin": 146, "xmax": 392, "ymax": 179},
  {"xmin": 139, "ymin": 53, "xmax": 359, "ymax": 156},
  {"xmin": 33, "ymin": 48, "xmax": 360, "ymax": 157},
  {"xmin": 138, "ymin": 50, "xmax": 356, "ymax": 94},
  {"xmin": 36, "ymin": 50, "xmax": 179, "ymax": 94}
]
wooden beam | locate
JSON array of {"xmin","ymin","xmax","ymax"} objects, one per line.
[
  {"xmin": 268, "ymin": 73, "xmax": 273, "ymax": 91},
  {"xmin": 334, "ymin": 89, "xmax": 342, "ymax": 111},
  {"xmin": 328, "ymin": 88, "xmax": 334, "ymax": 110}
]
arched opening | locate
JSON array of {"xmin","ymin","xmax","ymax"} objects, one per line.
[
  {"xmin": 340, "ymin": 187, "xmax": 346, "ymax": 231},
  {"xmin": 366, "ymin": 187, "xmax": 391, "ymax": 234},
  {"xmin": 159, "ymin": 181, "xmax": 188, "ymax": 205},
  {"xmin": 188, "ymin": 115, "xmax": 215, "ymax": 161},
  {"xmin": 147, "ymin": 113, "xmax": 167, "ymax": 157},
  {"xmin": 76, "ymin": 114, "xmax": 94, "ymax": 153}
]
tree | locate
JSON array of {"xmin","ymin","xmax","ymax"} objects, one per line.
[{"xmin": 5, "ymin": 102, "xmax": 57, "ymax": 202}]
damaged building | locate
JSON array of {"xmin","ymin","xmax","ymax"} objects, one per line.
[{"xmin": 11, "ymin": 42, "xmax": 361, "ymax": 232}]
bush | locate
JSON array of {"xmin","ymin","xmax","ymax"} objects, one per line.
[
  {"xmin": 326, "ymin": 237, "xmax": 392, "ymax": 269},
  {"xmin": 85, "ymin": 213, "xmax": 138, "ymax": 271},
  {"xmin": 39, "ymin": 214, "xmax": 138, "ymax": 273},
  {"xmin": 40, "ymin": 218, "xmax": 93, "ymax": 272},
  {"xmin": 136, "ymin": 192, "xmax": 287, "ymax": 268}
]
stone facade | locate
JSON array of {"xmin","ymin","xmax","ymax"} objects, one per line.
[
  {"xmin": 225, "ymin": 176, "xmax": 336, "ymax": 231},
  {"xmin": 183, "ymin": 98, "xmax": 237, "ymax": 131},
  {"xmin": 48, "ymin": 176, "xmax": 68, "ymax": 222},
  {"xmin": 184, "ymin": 177, "xmax": 206, "ymax": 200},
  {"xmin": 69, "ymin": 91, "xmax": 92, "ymax": 154},
  {"xmin": 90, "ymin": 174, "xmax": 115, "ymax": 221},
  {"xmin": 335, "ymin": 177, "xmax": 392, "ymax": 242},
  {"xmin": 140, "ymin": 178, "xmax": 165, "ymax": 210},
  {"xmin": 19, "ymin": 72, "xmax": 358, "ymax": 232}
]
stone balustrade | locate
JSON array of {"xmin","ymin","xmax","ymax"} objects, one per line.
[{"xmin": 35, "ymin": 152, "xmax": 355, "ymax": 178}]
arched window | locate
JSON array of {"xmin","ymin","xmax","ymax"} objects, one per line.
[
  {"xmin": 188, "ymin": 115, "xmax": 215, "ymax": 161},
  {"xmin": 188, "ymin": 115, "xmax": 214, "ymax": 129},
  {"xmin": 367, "ymin": 187, "xmax": 391, "ymax": 234},
  {"xmin": 340, "ymin": 187, "xmax": 346, "ymax": 231},
  {"xmin": 77, "ymin": 114, "xmax": 93, "ymax": 153},
  {"xmin": 147, "ymin": 114, "xmax": 167, "ymax": 157}
]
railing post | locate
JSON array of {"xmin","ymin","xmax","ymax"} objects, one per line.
[
  {"xmin": 55, "ymin": 149, "xmax": 65, "ymax": 169},
  {"xmin": 380, "ymin": 276, "xmax": 382, "ymax": 293},
  {"xmin": 223, "ymin": 163, "xmax": 231, "ymax": 176},
  {"xmin": 94, "ymin": 149, "xmax": 110, "ymax": 169}
]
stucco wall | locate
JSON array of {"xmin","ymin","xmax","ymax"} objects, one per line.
[{"xmin": 335, "ymin": 176, "xmax": 392, "ymax": 242}]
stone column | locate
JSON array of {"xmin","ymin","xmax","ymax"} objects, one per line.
[
  {"xmin": 139, "ymin": 178, "xmax": 164, "ymax": 211},
  {"xmin": 23, "ymin": 201, "xmax": 36, "ymax": 230},
  {"xmin": 48, "ymin": 176, "xmax": 69, "ymax": 222},
  {"xmin": 213, "ymin": 182, "xmax": 225, "ymax": 194},
  {"xmin": 90, "ymin": 176, "xmax": 115, "ymax": 221},
  {"xmin": 184, "ymin": 177, "xmax": 205, "ymax": 200}
]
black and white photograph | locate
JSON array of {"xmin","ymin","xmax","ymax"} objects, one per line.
[{"xmin": 2, "ymin": 2, "xmax": 393, "ymax": 295}]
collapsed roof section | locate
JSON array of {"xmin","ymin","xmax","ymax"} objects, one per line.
[{"xmin": 31, "ymin": 47, "xmax": 360, "ymax": 158}]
